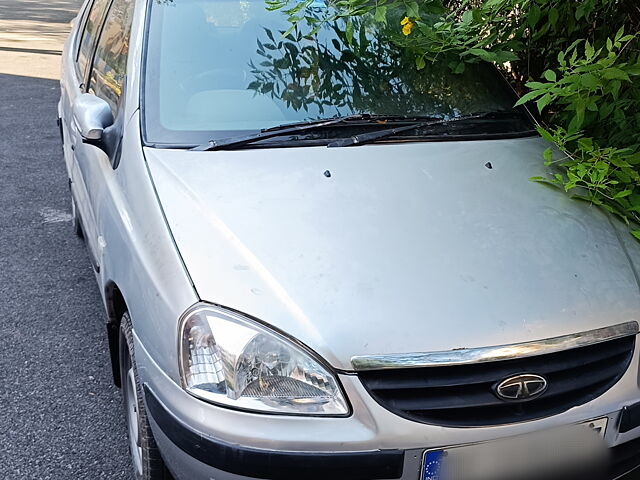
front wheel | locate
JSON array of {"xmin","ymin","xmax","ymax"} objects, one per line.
[{"xmin": 119, "ymin": 313, "xmax": 172, "ymax": 480}]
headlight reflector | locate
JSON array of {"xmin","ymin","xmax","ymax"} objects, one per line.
[{"xmin": 179, "ymin": 305, "xmax": 349, "ymax": 415}]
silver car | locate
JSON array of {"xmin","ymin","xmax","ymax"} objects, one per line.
[{"xmin": 59, "ymin": 0, "xmax": 640, "ymax": 479}]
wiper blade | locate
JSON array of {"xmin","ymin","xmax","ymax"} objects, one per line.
[
  {"xmin": 190, "ymin": 114, "xmax": 442, "ymax": 151},
  {"xmin": 327, "ymin": 111, "xmax": 519, "ymax": 148},
  {"xmin": 261, "ymin": 114, "xmax": 403, "ymax": 132},
  {"xmin": 191, "ymin": 115, "xmax": 365, "ymax": 151},
  {"xmin": 191, "ymin": 114, "xmax": 399, "ymax": 151}
]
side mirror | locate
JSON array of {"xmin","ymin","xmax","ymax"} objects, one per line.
[{"xmin": 72, "ymin": 93, "xmax": 114, "ymax": 143}]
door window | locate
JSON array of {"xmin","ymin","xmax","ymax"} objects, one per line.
[
  {"xmin": 88, "ymin": 0, "xmax": 136, "ymax": 115},
  {"xmin": 76, "ymin": 0, "xmax": 112, "ymax": 79}
]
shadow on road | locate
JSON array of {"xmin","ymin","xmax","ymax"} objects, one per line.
[
  {"xmin": 0, "ymin": 0, "xmax": 80, "ymax": 79},
  {"xmin": 0, "ymin": 0, "xmax": 81, "ymax": 23}
]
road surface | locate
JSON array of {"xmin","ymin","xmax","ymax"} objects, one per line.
[{"xmin": 0, "ymin": 0, "xmax": 132, "ymax": 478}]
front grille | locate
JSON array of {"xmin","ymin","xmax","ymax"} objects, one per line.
[{"xmin": 358, "ymin": 335, "xmax": 635, "ymax": 427}]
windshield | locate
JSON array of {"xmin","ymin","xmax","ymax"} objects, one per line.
[{"xmin": 143, "ymin": 0, "xmax": 533, "ymax": 146}]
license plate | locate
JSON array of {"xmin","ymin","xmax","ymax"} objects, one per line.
[{"xmin": 422, "ymin": 417, "xmax": 608, "ymax": 480}]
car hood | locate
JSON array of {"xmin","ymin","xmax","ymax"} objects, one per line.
[{"xmin": 144, "ymin": 138, "xmax": 640, "ymax": 371}]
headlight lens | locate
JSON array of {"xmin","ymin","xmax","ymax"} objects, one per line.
[{"xmin": 179, "ymin": 305, "xmax": 349, "ymax": 415}]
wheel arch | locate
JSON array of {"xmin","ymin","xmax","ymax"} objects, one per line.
[{"xmin": 105, "ymin": 280, "xmax": 128, "ymax": 387}]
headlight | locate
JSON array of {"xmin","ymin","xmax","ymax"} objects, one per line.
[{"xmin": 178, "ymin": 304, "xmax": 349, "ymax": 415}]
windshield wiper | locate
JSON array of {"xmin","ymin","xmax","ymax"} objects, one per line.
[
  {"xmin": 261, "ymin": 114, "xmax": 441, "ymax": 132},
  {"xmin": 190, "ymin": 114, "xmax": 363, "ymax": 151},
  {"xmin": 190, "ymin": 114, "xmax": 409, "ymax": 151},
  {"xmin": 190, "ymin": 114, "xmax": 445, "ymax": 151},
  {"xmin": 326, "ymin": 111, "xmax": 521, "ymax": 148},
  {"xmin": 190, "ymin": 111, "xmax": 520, "ymax": 151}
]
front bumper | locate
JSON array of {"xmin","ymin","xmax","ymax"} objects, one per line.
[
  {"xmin": 146, "ymin": 384, "xmax": 640, "ymax": 480},
  {"xmin": 134, "ymin": 332, "xmax": 640, "ymax": 480}
]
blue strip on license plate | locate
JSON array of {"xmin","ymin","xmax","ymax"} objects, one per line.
[{"xmin": 422, "ymin": 450, "xmax": 444, "ymax": 480}]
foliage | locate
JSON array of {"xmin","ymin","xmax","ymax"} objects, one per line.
[
  {"xmin": 268, "ymin": 0, "xmax": 640, "ymax": 235},
  {"xmin": 248, "ymin": 18, "xmax": 516, "ymax": 118},
  {"xmin": 520, "ymin": 33, "xmax": 640, "ymax": 226}
]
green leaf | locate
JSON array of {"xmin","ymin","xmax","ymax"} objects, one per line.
[
  {"xmin": 493, "ymin": 50, "xmax": 520, "ymax": 63},
  {"xmin": 627, "ymin": 65, "xmax": 640, "ymax": 76},
  {"xmin": 631, "ymin": 230, "xmax": 640, "ymax": 242},
  {"xmin": 374, "ymin": 5, "xmax": 387, "ymax": 22},
  {"xmin": 610, "ymin": 80, "xmax": 622, "ymax": 99},
  {"xmin": 602, "ymin": 68, "xmax": 630, "ymax": 81},
  {"xmin": 585, "ymin": 41, "xmax": 595, "ymax": 60},
  {"xmin": 627, "ymin": 153, "xmax": 640, "ymax": 165},
  {"xmin": 537, "ymin": 127, "xmax": 555, "ymax": 143},
  {"xmin": 415, "ymin": 55, "xmax": 426, "ymax": 70},
  {"xmin": 543, "ymin": 148, "xmax": 553, "ymax": 163},
  {"xmin": 614, "ymin": 190, "xmax": 633, "ymax": 199},
  {"xmin": 548, "ymin": 7, "xmax": 559, "ymax": 27},
  {"xmin": 566, "ymin": 39, "xmax": 583, "ymax": 53},
  {"xmin": 530, "ymin": 176, "xmax": 560, "ymax": 187},
  {"xmin": 406, "ymin": 1, "xmax": 420, "ymax": 18},
  {"xmin": 557, "ymin": 50, "xmax": 565, "ymax": 66},
  {"xmin": 528, "ymin": 4, "xmax": 541, "ymax": 28},
  {"xmin": 578, "ymin": 137, "xmax": 593, "ymax": 152},
  {"xmin": 525, "ymin": 81, "xmax": 548, "ymax": 89},
  {"xmin": 466, "ymin": 48, "xmax": 495, "ymax": 62},
  {"xmin": 543, "ymin": 70, "xmax": 557, "ymax": 82},
  {"xmin": 568, "ymin": 114, "xmax": 582, "ymax": 133},
  {"xmin": 580, "ymin": 73, "xmax": 599, "ymax": 88},
  {"xmin": 452, "ymin": 61, "xmax": 466, "ymax": 74},
  {"xmin": 282, "ymin": 23, "xmax": 297, "ymax": 39},
  {"xmin": 514, "ymin": 90, "xmax": 545, "ymax": 106},
  {"xmin": 345, "ymin": 18, "xmax": 354, "ymax": 44},
  {"xmin": 536, "ymin": 93, "xmax": 553, "ymax": 112}
]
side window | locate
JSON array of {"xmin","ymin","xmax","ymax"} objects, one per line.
[
  {"xmin": 77, "ymin": 0, "xmax": 112, "ymax": 79},
  {"xmin": 88, "ymin": 0, "xmax": 136, "ymax": 115}
]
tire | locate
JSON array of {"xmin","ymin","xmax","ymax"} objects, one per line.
[
  {"xmin": 119, "ymin": 312, "xmax": 173, "ymax": 480},
  {"xmin": 71, "ymin": 193, "xmax": 83, "ymax": 239}
]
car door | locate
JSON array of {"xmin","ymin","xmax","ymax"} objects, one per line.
[
  {"xmin": 63, "ymin": 0, "xmax": 113, "ymax": 272},
  {"xmin": 71, "ymin": 0, "xmax": 136, "ymax": 273}
]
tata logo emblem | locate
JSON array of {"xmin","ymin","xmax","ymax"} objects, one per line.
[{"xmin": 495, "ymin": 374, "xmax": 548, "ymax": 401}]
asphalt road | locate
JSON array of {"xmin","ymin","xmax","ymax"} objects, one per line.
[{"xmin": 0, "ymin": 1, "xmax": 133, "ymax": 478}]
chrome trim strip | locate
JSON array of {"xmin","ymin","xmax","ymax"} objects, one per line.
[{"xmin": 351, "ymin": 321, "xmax": 639, "ymax": 371}]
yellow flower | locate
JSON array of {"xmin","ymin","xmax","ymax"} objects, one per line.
[{"xmin": 401, "ymin": 16, "xmax": 414, "ymax": 36}]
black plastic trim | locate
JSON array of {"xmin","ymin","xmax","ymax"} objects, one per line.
[
  {"xmin": 139, "ymin": 0, "xmax": 154, "ymax": 147},
  {"xmin": 610, "ymin": 436, "xmax": 640, "ymax": 479},
  {"xmin": 143, "ymin": 385, "xmax": 404, "ymax": 480},
  {"xmin": 619, "ymin": 401, "xmax": 640, "ymax": 434}
]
